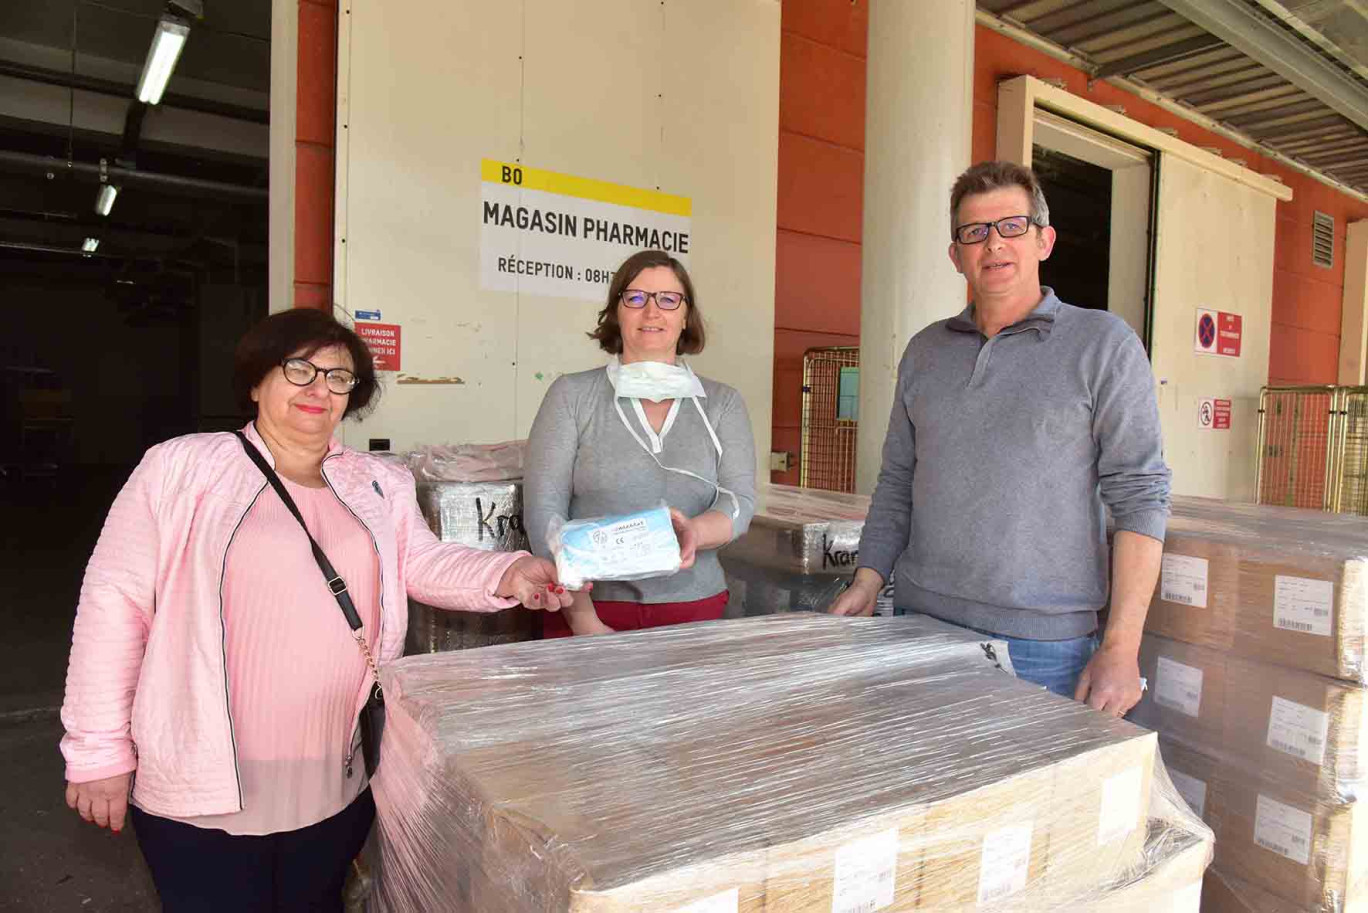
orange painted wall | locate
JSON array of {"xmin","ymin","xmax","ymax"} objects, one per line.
[
  {"xmin": 293, "ymin": 0, "xmax": 338, "ymax": 311},
  {"xmin": 771, "ymin": 0, "xmax": 867, "ymax": 485},
  {"xmin": 971, "ymin": 24, "xmax": 1368, "ymax": 386}
]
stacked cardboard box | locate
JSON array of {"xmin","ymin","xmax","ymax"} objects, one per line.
[
  {"xmin": 719, "ymin": 484, "xmax": 871, "ymax": 615},
  {"xmin": 370, "ymin": 614, "xmax": 1208, "ymax": 911},
  {"xmin": 1137, "ymin": 496, "xmax": 1368, "ymax": 910}
]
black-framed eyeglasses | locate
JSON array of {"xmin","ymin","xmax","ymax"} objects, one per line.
[
  {"xmin": 281, "ymin": 357, "xmax": 358, "ymax": 395},
  {"xmin": 620, "ymin": 289, "xmax": 686, "ymax": 310},
  {"xmin": 953, "ymin": 215, "xmax": 1041, "ymax": 245}
]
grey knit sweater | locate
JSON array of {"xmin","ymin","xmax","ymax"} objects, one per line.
[
  {"xmin": 524, "ymin": 366, "xmax": 757, "ymax": 603},
  {"xmin": 858, "ymin": 290, "xmax": 1171, "ymax": 639}
]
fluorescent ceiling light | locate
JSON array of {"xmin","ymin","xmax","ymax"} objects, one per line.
[
  {"xmin": 95, "ymin": 184, "xmax": 119, "ymax": 216},
  {"xmin": 136, "ymin": 18, "xmax": 191, "ymax": 105},
  {"xmin": 82, "ymin": 238, "xmax": 100, "ymax": 253}
]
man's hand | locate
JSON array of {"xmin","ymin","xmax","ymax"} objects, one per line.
[
  {"xmin": 827, "ymin": 568, "xmax": 883, "ymax": 617},
  {"xmin": 66, "ymin": 773, "xmax": 132, "ymax": 832},
  {"xmin": 496, "ymin": 556, "xmax": 580, "ymax": 611},
  {"xmin": 1074, "ymin": 640, "xmax": 1143, "ymax": 717}
]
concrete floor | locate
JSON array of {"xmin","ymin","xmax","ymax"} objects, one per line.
[{"xmin": 1, "ymin": 466, "xmax": 158, "ymax": 911}]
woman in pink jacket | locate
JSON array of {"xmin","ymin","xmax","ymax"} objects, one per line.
[{"xmin": 59, "ymin": 309, "xmax": 573, "ymax": 911}]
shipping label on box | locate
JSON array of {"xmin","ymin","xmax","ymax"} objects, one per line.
[{"xmin": 1161, "ymin": 554, "xmax": 1210, "ymax": 608}]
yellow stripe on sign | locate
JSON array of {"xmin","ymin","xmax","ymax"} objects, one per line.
[{"xmin": 481, "ymin": 159, "xmax": 691, "ymax": 217}]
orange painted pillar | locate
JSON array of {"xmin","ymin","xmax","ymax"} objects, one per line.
[{"xmin": 293, "ymin": 0, "xmax": 338, "ymax": 310}]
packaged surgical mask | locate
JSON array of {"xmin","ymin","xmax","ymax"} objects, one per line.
[{"xmin": 548, "ymin": 504, "xmax": 682, "ymax": 589}]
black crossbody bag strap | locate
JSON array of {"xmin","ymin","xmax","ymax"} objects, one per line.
[{"xmin": 233, "ymin": 430, "xmax": 384, "ymax": 778}]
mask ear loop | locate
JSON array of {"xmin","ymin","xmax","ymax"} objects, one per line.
[{"xmin": 613, "ymin": 397, "xmax": 740, "ymax": 521}]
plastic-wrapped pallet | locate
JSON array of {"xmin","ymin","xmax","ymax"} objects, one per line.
[
  {"xmin": 1146, "ymin": 496, "xmax": 1368, "ymax": 683},
  {"xmin": 405, "ymin": 443, "xmax": 537, "ymax": 652},
  {"xmin": 1201, "ymin": 866, "xmax": 1360, "ymax": 913},
  {"xmin": 720, "ymin": 484, "xmax": 871, "ymax": 616},
  {"xmin": 368, "ymin": 614, "xmax": 1207, "ymax": 911}
]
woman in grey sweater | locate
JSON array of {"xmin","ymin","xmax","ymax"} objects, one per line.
[{"xmin": 524, "ymin": 249, "xmax": 757, "ymax": 636}]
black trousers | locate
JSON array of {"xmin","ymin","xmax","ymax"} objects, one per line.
[{"xmin": 129, "ymin": 789, "xmax": 375, "ymax": 912}]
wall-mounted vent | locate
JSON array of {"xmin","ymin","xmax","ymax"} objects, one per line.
[{"xmin": 1313, "ymin": 211, "xmax": 1335, "ymax": 268}]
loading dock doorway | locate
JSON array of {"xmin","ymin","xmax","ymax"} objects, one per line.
[{"xmin": 1031, "ymin": 110, "xmax": 1154, "ymax": 349}]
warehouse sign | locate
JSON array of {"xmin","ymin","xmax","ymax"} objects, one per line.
[
  {"xmin": 1197, "ymin": 397, "xmax": 1231, "ymax": 430},
  {"xmin": 357, "ymin": 322, "xmax": 402, "ymax": 372},
  {"xmin": 1194, "ymin": 308, "xmax": 1242, "ymax": 357},
  {"xmin": 478, "ymin": 159, "xmax": 692, "ymax": 302}
]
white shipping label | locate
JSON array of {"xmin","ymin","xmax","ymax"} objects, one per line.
[
  {"xmin": 1161, "ymin": 554, "xmax": 1209, "ymax": 608},
  {"xmin": 1167, "ymin": 768, "xmax": 1208, "ymax": 818},
  {"xmin": 1098, "ymin": 766, "xmax": 1143, "ymax": 846},
  {"xmin": 831, "ymin": 828, "xmax": 898, "ymax": 913},
  {"xmin": 1155, "ymin": 657, "xmax": 1204, "ymax": 717},
  {"xmin": 1254, "ymin": 794, "xmax": 1313, "ymax": 866},
  {"xmin": 976, "ymin": 823, "xmax": 1033, "ymax": 904},
  {"xmin": 1273, "ymin": 575, "xmax": 1335, "ymax": 637},
  {"xmin": 675, "ymin": 888, "xmax": 739, "ymax": 913},
  {"xmin": 1266, "ymin": 697, "xmax": 1330, "ymax": 766}
]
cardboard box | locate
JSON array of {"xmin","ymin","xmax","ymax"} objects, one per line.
[
  {"xmin": 370, "ymin": 615, "xmax": 1158, "ymax": 912},
  {"xmin": 1133, "ymin": 635, "xmax": 1365, "ymax": 800},
  {"xmin": 1146, "ymin": 497, "xmax": 1368, "ymax": 683},
  {"xmin": 1159, "ymin": 736, "xmax": 1368, "ymax": 912}
]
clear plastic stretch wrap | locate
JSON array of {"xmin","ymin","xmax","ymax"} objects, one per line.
[
  {"xmin": 406, "ymin": 478, "xmax": 535, "ymax": 653},
  {"xmin": 1133, "ymin": 632, "xmax": 1368, "ymax": 909},
  {"xmin": 720, "ymin": 484, "xmax": 871, "ymax": 616},
  {"xmin": 1201, "ymin": 865, "xmax": 1364, "ymax": 913},
  {"xmin": 407, "ymin": 440, "xmax": 527, "ymax": 484},
  {"xmin": 1147, "ymin": 495, "xmax": 1368, "ymax": 683},
  {"xmin": 369, "ymin": 614, "xmax": 1209, "ymax": 912},
  {"xmin": 1133, "ymin": 634, "xmax": 1366, "ymax": 802}
]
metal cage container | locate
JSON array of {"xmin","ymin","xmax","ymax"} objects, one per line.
[
  {"xmin": 799, "ymin": 346, "xmax": 859, "ymax": 493},
  {"xmin": 1256, "ymin": 385, "xmax": 1368, "ymax": 516}
]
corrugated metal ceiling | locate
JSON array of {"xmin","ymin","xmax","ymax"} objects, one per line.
[{"xmin": 979, "ymin": 0, "xmax": 1368, "ymax": 194}]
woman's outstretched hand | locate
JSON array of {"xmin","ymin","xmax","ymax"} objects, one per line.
[
  {"xmin": 669, "ymin": 508, "xmax": 699, "ymax": 570},
  {"xmin": 496, "ymin": 555, "xmax": 584, "ymax": 611}
]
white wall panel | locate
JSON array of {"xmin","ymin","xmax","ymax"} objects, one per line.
[{"xmin": 337, "ymin": 0, "xmax": 778, "ymax": 466}]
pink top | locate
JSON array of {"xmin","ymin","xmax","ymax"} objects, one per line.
[{"xmin": 163, "ymin": 478, "xmax": 381, "ymax": 835}]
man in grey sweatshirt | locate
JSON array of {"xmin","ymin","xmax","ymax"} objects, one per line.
[{"xmin": 829, "ymin": 161, "xmax": 1170, "ymax": 718}]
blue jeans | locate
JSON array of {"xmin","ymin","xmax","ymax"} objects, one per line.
[{"xmin": 896, "ymin": 611, "xmax": 1098, "ymax": 698}]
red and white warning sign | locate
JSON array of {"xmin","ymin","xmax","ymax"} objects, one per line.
[
  {"xmin": 356, "ymin": 322, "xmax": 402, "ymax": 372},
  {"xmin": 1198, "ymin": 397, "xmax": 1232, "ymax": 430},
  {"xmin": 1195, "ymin": 309, "xmax": 1243, "ymax": 357}
]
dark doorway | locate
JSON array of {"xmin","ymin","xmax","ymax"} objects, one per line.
[{"xmin": 1032, "ymin": 145, "xmax": 1112, "ymax": 312}]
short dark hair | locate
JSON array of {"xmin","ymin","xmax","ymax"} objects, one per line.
[
  {"xmin": 233, "ymin": 308, "xmax": 380, "ymax": 419},
  {"xmin": 949, "ymin": 161, "xmax": 1051, "ymax": 238},
  {"xmin": 588, "ymin": 250, "xmax": 706, "ymax": 356}
]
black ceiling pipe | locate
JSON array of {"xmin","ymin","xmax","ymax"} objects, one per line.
[{"xmin": 0, "ymin": 149, "xmax": 267, "ymax": 201}]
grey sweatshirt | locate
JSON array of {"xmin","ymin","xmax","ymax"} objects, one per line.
[
  {"xmin": 524, "ymin": 366, "xmax": 757, "ymax": 603},
  {"xmin": 859, "ymin": 290, "xmax": 1170, "ymax": 640}
]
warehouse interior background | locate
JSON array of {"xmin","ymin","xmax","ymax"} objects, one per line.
[{"xmin": 5, "ymin": 0, "xmax": 1368, "ymax": 908}]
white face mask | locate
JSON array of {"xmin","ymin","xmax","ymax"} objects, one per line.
[{"xmin": 606, "ymin": 357, "xmax": 706, "ymax": 403}]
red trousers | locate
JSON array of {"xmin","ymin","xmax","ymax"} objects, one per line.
[{"xmin": 541, "ymin": 591, "xmax": 729, "ymax": 639}]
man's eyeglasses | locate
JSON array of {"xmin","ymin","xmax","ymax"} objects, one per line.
[
  {"xmin": 281, "ymin": 357, "xmax": 358, "ymax": 394},
  {"xmin": 953, "ymin": 215, "xmax": 1042, "ymax": 245},
  {"xmin": 620, "ymin": 289, "xmax": 686, "ymax": 310}
]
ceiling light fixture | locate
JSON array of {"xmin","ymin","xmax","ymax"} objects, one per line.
[
  {"xmin": 82, "ymin": 238, "xmax": 100, "ymax": 253},
  {"xmin": 95, "ymin": 184, "xmax": 119, "ymax": 216},
  {"xmin": 136, "ymin": 17, "xmax": 191, "ymax": 105}
]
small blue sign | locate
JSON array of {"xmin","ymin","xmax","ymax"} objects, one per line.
[{"xmin": 356, "ymin": 309, "xmax": 382, "ymax": 321}]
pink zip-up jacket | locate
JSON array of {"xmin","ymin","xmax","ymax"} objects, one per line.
[{"xmin": 60, "ymin": 423, "xmax": 525, "ymax": 817}]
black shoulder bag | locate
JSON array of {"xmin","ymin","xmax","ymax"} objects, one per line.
[{"xmin": 234, "ymin": 431, "xmax": 385, "ymax": 778}]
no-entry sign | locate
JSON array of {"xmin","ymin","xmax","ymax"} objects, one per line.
[{"xmin": 1195, "ymin": 309, "xmax": 1242, "ymax": 357}]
